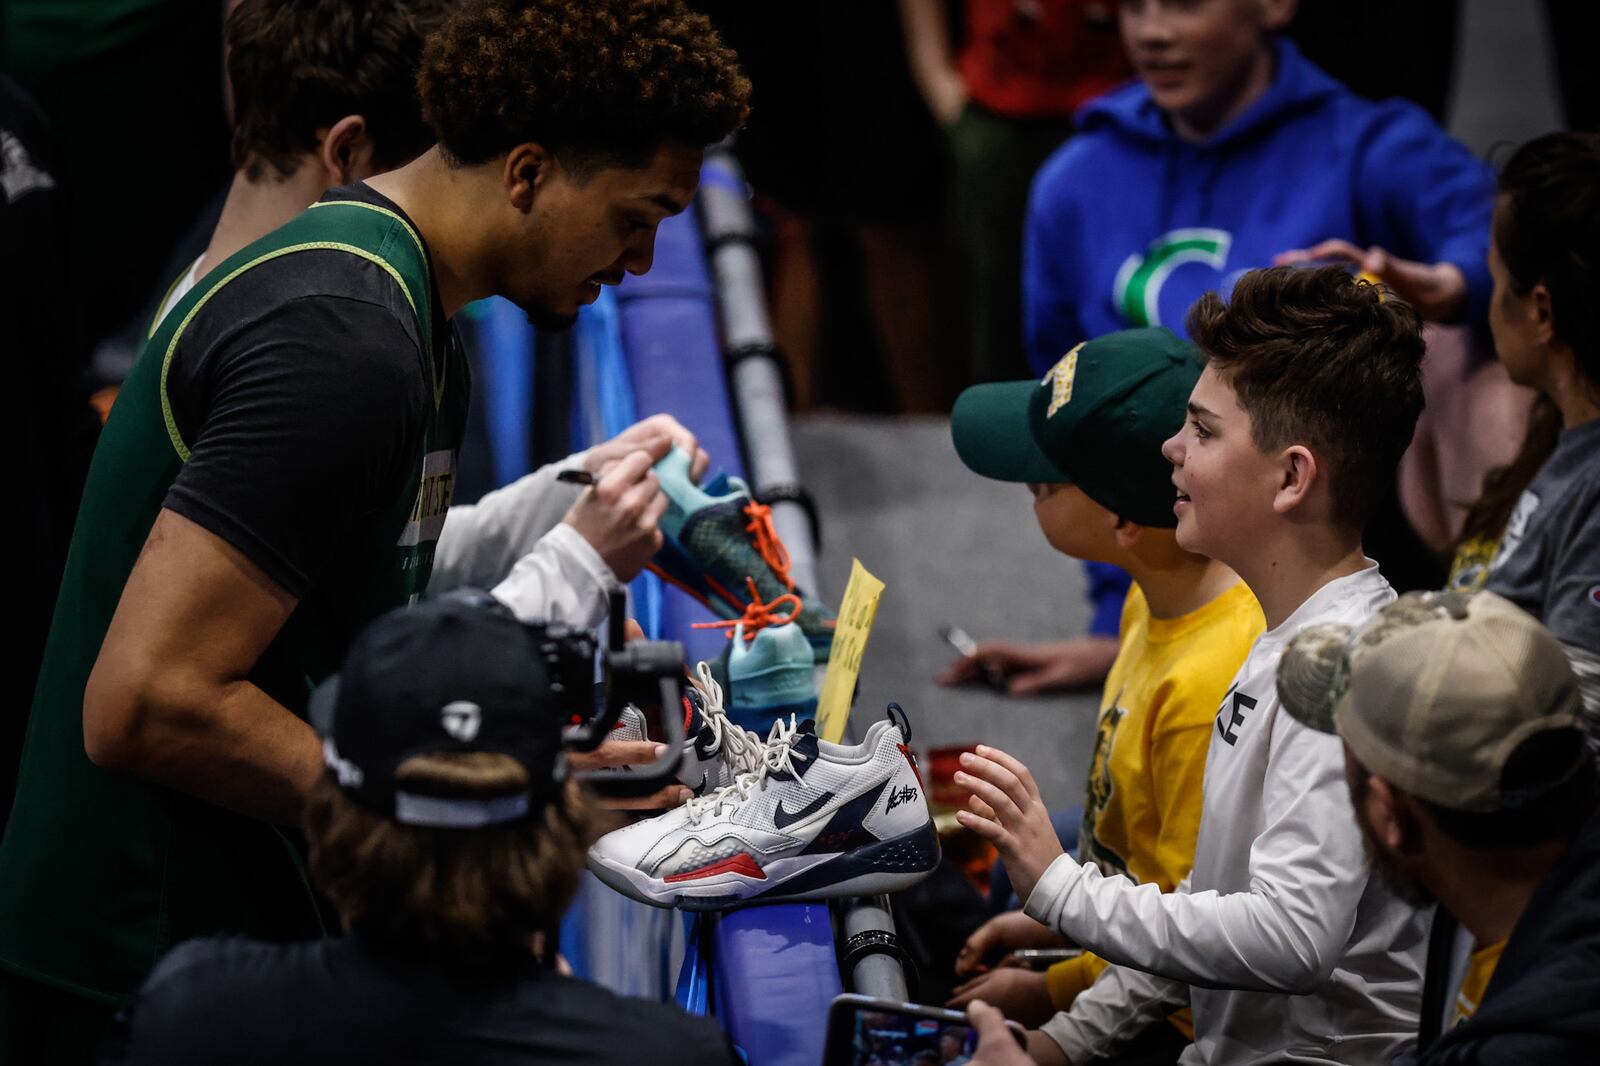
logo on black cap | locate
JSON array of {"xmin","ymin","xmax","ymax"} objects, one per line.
[{"xmin": 441, "ymin": 701, "xmax": 482, "ymax": 742}]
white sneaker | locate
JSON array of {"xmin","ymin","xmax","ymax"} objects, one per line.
[
  {"xmin": 605, "ymin": 663, "xmax": 769, "ymax": 796},
  {"xmin": 679, "ymin": 661, "xmax": 768, "ymax": 796},
  {"xmin": 587, "ymin": 710, "xmax": 939, "ymax": 910}
]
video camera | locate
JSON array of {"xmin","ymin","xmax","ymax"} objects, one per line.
[{"xmin": 532, "ymin": 589, "xmax": 687, "ymax": 798}]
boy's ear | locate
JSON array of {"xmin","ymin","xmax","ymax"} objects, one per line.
[
  {"xmin": 1111, "ymin": 516, "xmax": 1145, "ymax": 551},
  {"xmin": 1271, "ymin": 444, "xmax": 1318, "ymax": 516},
  {"xmin": 319, "ymin": 114, "xmax": 375, "ymax": 186}
]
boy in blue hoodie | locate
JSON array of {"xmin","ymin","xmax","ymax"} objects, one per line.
[
  {"xmin": 1025, "ymin": 0, "xmax": 1493, "ymax": 365},
  {"xmin": 944, "ymin": 0, "xmax": 1498, "ymax": 696}
]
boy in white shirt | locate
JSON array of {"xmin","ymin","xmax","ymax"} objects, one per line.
[{"xmin": 956, "ymin": 266, "xmax": 1432, "ymax": 1065}]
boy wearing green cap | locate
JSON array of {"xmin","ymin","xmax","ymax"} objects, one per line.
[{"xmin": 944, "ymin": 326, "xmax": 1263, "ymax": 1058}]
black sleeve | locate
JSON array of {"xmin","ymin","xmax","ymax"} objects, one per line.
[{"xmin": 163, "ymin": 293, "xmax": 429, "ymax": 599}]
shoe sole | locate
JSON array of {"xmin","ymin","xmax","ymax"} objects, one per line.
[{"xmin": 587, "ymin": 821, "xmax": 940, "ymax": 911}]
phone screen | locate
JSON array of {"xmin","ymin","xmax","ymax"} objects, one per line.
[{"xmin": 845, "ymin": 1007, "xmax": 978, "ymax": 1066}]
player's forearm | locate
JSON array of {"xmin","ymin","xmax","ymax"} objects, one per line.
[{"xmin": 85, "ymin": 672, "xmax": 323, "ymax": 825}]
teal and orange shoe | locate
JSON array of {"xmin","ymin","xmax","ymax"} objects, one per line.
[
  {"xmin": 648, "ymin": 447, "xmax": 836, "ymax": 660},
  {"xmin": 695, "ymin": 579, "xmax": 818, "ymax": 735}
]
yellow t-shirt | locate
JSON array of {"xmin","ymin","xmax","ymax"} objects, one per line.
[
  {"xmin": 1047, "ymin": 579, "xmax": 1266, "ymax": 1037},
  {"xmin": 1452, "ymin": 939, "xmax": 1506, "ymax": 1027}
]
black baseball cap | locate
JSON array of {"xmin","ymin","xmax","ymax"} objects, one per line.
[
  {"xmin": 308, "ymin": 592, "xmax": 572, "ymax": 828},
  {"xmin": 950, "ymin": 327, "xmax": 1202, "ymax": 528}
]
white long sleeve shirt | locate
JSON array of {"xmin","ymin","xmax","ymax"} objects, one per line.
[
  {"xmin": 429, "ymin": 450, "xmax": 623, "ymax": 629},
  {"xmin": 1028, "ymin": 564, "xmax": 1428, "ymax": 1065}
]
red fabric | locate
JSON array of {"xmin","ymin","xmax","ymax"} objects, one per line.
[
  {"xmin": 957, "ymin": 0, "xmax": 1133, "ymax": 119},
  {"xmin": 663, "ymin": 852, "xmax": 767, "ymax": 883}
]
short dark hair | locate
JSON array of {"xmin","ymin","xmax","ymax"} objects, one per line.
[
  {"xmin": 226, "ymin": 0, "xmax": 452, "ymax": 180},
  {"xmin": 303, "ymin": 752, "xmax": 593, "ymax": 969},
  {"xmin": 418, "ymin": 0, "xmax": 751, "ymax": 170},
  {"xmin": 1186, "ymin": 266, "xmax": 1426, "ymax": 529}
]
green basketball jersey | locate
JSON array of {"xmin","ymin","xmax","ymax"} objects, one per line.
[{"xmin": 0, "ymin": 197, "xmax": 469, "ymax": 1003}]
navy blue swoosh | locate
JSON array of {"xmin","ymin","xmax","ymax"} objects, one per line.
[{"xmin": 773, "ymin": 789, "xmax": 834, "ymax": 829}]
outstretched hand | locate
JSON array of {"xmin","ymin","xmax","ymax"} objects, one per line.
[
  {"xmin": 955, "ymin": 910, "xmax": 1066, "ymax": 977},
  {"xmin": 1273, "ymin": 239, "xmax": 1467, "ymax": 321},
  {"xmin": 954, "ymin": 746, "xmax": 1065, "ymax": 904},
  {"xmin": 937, "ymin": 637, "xmax": 1118, "ymax": 697}
]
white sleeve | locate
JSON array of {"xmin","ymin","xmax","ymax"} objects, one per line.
[
  {"xmin": 486, "ymin": 522, "xmax": 622, "ymax": 628},
  {"xmin": 1040, "ymin": 961, "xmax": 1188, "ymax": 1063},
  {"xmin": 429, "ymin": 450, "xmax": 591, "ymax": 594},
  {"xmin": 1023, "ymin": 713, "xmax": 1367, "ymax": 994}
]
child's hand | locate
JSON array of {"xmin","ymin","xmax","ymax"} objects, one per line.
[
  {"xmin": 954, "ymin": 746, "xmax": 1066, "ymax": 903},
  {"xmin": 955, "ymin": 910, "xmax": 1066, "ymax": 977}
]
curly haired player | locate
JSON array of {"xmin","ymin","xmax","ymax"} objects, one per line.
[{"xmin": 0, "ymin": 4, "xmax": 748, "ymax": 1062}]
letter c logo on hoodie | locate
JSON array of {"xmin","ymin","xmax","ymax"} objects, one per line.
[{"xmin": 1113, "ymin": 228, "xmax": 1232, "ymax": 328}]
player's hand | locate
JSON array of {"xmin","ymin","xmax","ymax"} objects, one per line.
[
  {"xmin": 562, "ymin": 449, "xmax": 668, "ymax": 581},
  {"xmin": 954, "ymin": 746, "xmax": 1065, "ymax": 904},
  {"xmin": 948, "ymin": 968, "xmax": 1057, "ymax": 1028},
  {"xmin": 964, "ymin": 1000, "xmax": 1058, "ymax": 1066},
  {"xmin": 585, "ymin": 413, "xmax": 709, "ymax": 481},
  {"xmin": 565, "ymin": 739, "xmax": 692, "ymax": 811},
  {"xmin": 1273, "ymin": 239, "xmax": 1467, "ymax": 321},
  {"xmin": 937, "ymin": 638, "xmax": 1118, "ymax": 697},
  {"xmin": 955, "ymin": 911, "xmax": 1067, "ymax": 977}
]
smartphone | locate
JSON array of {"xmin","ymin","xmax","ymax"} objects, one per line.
[
  {"xmin": 822, "ymin": 992, "xmax": 1027, "ymax": 1066},
  {"xmin": 1004, "ymin": 948, "xmax": 1084, "ymax": 970}
]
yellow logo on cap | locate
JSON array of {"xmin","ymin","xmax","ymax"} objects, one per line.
[{"xmin": 1042, "ymin": 343, "xmax": 1083, "ymax": 418}]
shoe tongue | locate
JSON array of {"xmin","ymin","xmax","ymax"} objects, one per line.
[{"xmin": 770, "ymin": 719, "xmax": 820, "ymax": 781}]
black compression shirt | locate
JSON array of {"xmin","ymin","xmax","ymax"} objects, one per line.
[
  {"xmin": 102, "ymin": 934, "xmax": 742, "ymax": 1066},
  {"xmin": 160, "ymin": 183, "xmax": 459, "ymax": 599}
]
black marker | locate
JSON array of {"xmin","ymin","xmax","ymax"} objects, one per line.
[{"xmin": 556, "ymin": 469, "xmax": 597, "ymax": 486}]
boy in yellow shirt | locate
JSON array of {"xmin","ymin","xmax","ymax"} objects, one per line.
[{"xmin": 944, "ymin": 328, "xmax": 1263, "ymax": 1060}]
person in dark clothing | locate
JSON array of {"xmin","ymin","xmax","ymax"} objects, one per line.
[
  {"xmin": 0, "ymin": 3, "xmax": 748, "ymax": 1061},
  {"xmin": 101, "ymin": 594, "xmax": 741, "ymax": 1066},
  {"xmin": 1279, "ymin": 588, "xmax": 1600, "ymax": 1065}
]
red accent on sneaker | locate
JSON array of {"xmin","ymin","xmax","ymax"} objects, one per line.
[
  {"xmin": 683, "ymin": 695, "xmax": 695, "ymax": 733},
  {"xmin": 663, "ymin": 852, "xmax": 767, "ymax": 883},
  {"xmin": 898, "ymin": 743, "xmax": 925, "ymax": 791}
]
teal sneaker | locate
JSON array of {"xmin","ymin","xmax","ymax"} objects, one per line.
[
  {"xmin": 695, "ymin": 579, "xmax": 819, "ymax": 735},
  {"xmin": 647, "ymin": 447, "xmax": 836, "ymax": 660}
]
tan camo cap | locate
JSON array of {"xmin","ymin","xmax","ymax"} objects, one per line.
[{"xmin": 1277, "ymin": 590, "xmax": 1583, "ymax": 812}]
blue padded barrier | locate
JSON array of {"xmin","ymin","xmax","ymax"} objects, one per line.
[
  {"xmin": 712, "ymin": 905, "xmax": 841, "ymax": 1066},
  {"xmin": 614, "ymin": 209, "xmax": 744, "ymax": 666}
]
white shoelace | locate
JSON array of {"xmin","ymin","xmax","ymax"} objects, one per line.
[
  {"xmin": 684, "ymin": 715, "xmax": 809, "ymax": 824},
  {"xmin": 689, "ymin": 662, "xmax": 766, "ymax": 775}
]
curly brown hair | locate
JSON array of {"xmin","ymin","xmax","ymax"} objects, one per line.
[
  {"xmin": 226, "ymin": 0, "xmax": 455, "ymax": 181},
  {"xmin": 419, "ymin": 0, "xmax": 751, "ymax": 170},
  {"xmin": 304, "ymin": 752, "xmax": 594, "ymax": 970},
  {"xmin": 1186, "ymin": 266, "xmax": 1426, "ymax": 530}
]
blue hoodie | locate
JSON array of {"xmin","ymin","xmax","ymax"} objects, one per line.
[{"xmin": 1023, "ymin": 37, "xmax": 1496, "ymax": 374}]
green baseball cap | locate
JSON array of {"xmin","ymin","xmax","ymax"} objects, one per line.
[{"xmin": 949, "ymin": 327, "xmax": 1203, "ymax": 529}]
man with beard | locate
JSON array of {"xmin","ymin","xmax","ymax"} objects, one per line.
[
  {"xmin": 1277, "ymin": 589, "xmax": 1600, "ymax": 1065},
  {"xmin": 0, "ymin": 2, "xmax": 749, "ymax": 1061}
]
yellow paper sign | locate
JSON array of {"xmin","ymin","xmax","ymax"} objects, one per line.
[{"xmin": 815, "ymin": 558, "xmax": 886, "ymax": 743}]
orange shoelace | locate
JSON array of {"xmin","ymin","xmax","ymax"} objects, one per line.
[
  {"xmin": 742, "ymin": 500, "xmax": 795, "ymax": 591},
  {"xmin": 692, "ymin": 577, "xmax": 803, "ymax": 644}
]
